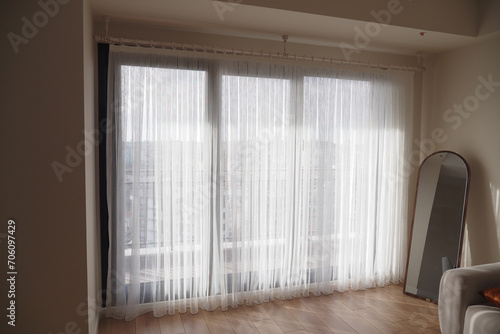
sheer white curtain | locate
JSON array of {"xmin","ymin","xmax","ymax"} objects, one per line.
[
  {"xmin": 299, "ymin": 71, "xmax": 412, "ymax": 293},
  {"xmin": 105, "ymin": 45, "xmax": 413, "ymax": 319},
  {"xmin": 217, "ymin": 63, "xmax": 301, "ymax": 307},
  {"xmin": 106, "ymin": 49, "xmax": 215, "ymax": 319}
]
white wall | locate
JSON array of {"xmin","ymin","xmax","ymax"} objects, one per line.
[
  {"xmin": 423, "ymin": 34, "xmax": 500, "ymax": 265},
  {"xmin": 0, "ymin": 1, "xmax": 90, "ymax": 333}
]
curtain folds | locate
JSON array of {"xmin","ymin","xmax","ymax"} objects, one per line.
[{"xmin": 105, "ymin": 45, "xmax": 414, "ymax": 320}]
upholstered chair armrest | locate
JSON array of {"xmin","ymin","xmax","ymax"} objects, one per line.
[{"xmin": 438, "ymin": 262, "xmax": 500, "ymax": 334}]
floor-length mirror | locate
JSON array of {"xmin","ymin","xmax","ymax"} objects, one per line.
[{"xmin": 404, "ymin": 151, "xmax": 470, "ymax": 302}]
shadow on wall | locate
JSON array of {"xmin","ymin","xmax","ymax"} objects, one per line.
[
  {"xmin": 463, "ymin": 155, "xmax": 500, "ymax": 265},
  {"xmin": 490, "ymin": 181, "xmax": 500, "ymax": 253}
]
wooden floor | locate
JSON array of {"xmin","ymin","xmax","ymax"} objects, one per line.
[{"xmin": 98, "ymin": 284, "xmax": 441, "ymax": 334}]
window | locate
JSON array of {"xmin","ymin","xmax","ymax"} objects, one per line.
[
  {"xmin": 104, "ymin": 45, "xmax": 413, "ymax": 319},
  {"xmin": 119, "ymin": 65, "xmax": 209, "ymax": 285}
]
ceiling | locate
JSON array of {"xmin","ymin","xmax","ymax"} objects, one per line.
[{"xmin": 89, "ymin": 0, "xmax": 499, "ymax": 56}]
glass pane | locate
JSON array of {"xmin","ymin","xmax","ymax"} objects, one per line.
[
  {"xmin": 119, "ymin": 65, "xmax": 208, "ymax": 284},
  {"xmin": 219, "ymin": 74, "xmax": 292, "ymax": 275}
]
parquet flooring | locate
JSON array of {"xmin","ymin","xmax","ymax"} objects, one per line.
[{"xmin": 98, "ymin": 285, "xmax": 440, "ymax": 334}]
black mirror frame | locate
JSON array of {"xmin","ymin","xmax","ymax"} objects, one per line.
[{"xmin": 403, "ymin": 150, "xmax": 471, "ymax": 303}]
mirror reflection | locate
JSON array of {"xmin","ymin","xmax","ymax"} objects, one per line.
[{"xmin": 404, "ymin": 151, "xmax": 470, "ymax": 302}]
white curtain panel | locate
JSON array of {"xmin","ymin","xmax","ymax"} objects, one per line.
[{"xmin": 105, "ymin": 45, "xmax": 414, "ymax": 320}]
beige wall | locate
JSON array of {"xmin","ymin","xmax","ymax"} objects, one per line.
[
  {"xmin": 0, "ymin": 1, "xmax": 89, "ymax": 333},
  {"xmin": 479, "ymin": 0, "xmax": 500, "ymax": 36},
  {"xmin": 423, "ymin": 34, "xmax": 500, "ymax": 265},
  {"xmin": 94, "ymin": 18, "xmax": 422, "ymax": 67},
  {"xmin": 8, "ymin": 3, "xmax": 485, "ymax": 331},
  {"xmin": 242, "ymin": 0, "xmax": 478, "ymax": 36},
  {"xmin": 85, "ymin": 0, "xmax": 100, "ymax": 333}
]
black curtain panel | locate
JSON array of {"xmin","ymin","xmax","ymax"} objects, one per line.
[{"xmin": 97, "ymin": 43, "xmax": 110, "ymax": 307}]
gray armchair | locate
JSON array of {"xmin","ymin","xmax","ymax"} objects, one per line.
[{"xmin": 438, "ymin": 262, "xmax": 500, "ymax": 334}]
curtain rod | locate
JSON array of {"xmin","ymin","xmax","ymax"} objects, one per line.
[{"xmin": 94, "ymin": 35, "xmax": 425, "ymax": 72}]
